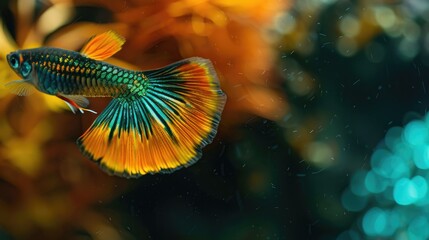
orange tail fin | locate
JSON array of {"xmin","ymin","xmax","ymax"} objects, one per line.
[{"xmin": 77, "ymin": 57, "xmax": 226, "ymax": 177}]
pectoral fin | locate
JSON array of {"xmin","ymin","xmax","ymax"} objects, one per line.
[{"xmin": 5, "ymin": 80, "xmax": 35, "ymax": 96}]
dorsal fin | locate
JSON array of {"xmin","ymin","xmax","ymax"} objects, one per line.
[{"xmin": 80, "ymin": 31, "xmax": 125, "ymax": 61}]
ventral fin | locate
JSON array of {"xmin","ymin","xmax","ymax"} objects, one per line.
[
  {"xmin": 5, "ymin": 80, "xmax": 35, "ymax": 96},
  {"xmin": 80, "ymin": 31, "xmax": 125, "ymax": 61},
  {"xmin": 57, "ymin": 94, "xmax": 97, "ymax": 114},
  {"xmin": 64, "ymin": 95, "xmax": 90, "ymax": 108}
]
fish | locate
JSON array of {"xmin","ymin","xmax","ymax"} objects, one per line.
[{"xmin": 5, "ymin": 31, "xmax": 226, "ymax": 178}]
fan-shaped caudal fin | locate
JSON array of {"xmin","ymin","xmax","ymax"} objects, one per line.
[{"xmin": 77, "ymin": 57, "xmax": 226, "ymax": 177}]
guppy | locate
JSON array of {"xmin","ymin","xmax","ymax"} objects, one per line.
[{"xmin": 6, "ymin": 31, "xmax": 226, "ymax": 177}]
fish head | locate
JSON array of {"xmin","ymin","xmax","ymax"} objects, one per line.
[{"xmin": 7, "ymin": 50, "xmax": 35, "ymax": 80}]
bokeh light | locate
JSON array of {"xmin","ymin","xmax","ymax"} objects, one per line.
[
  {"xmin": 362, "ymin": 207, "xmax": 399, "ymax": 237},
  {"xmin": 393, "ymin": 176, "xmax": 427, "ymax": 205},
  {"xmin": 341, "ymin": 112, "xmax": 429, "ymax": 239}
]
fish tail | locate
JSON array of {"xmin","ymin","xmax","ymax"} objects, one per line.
[{"xmin": 76, "ymin": 57, "xmax": 226, "ymax": 177}]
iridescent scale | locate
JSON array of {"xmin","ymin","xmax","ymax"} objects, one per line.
[{"xmin": 33, "ymin": 48, "xmax": 148, "ymax": 97}]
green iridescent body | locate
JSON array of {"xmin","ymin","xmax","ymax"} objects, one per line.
[{"xmin": 23, "ymin": 47, "xmax": 149, "ymax": 98}]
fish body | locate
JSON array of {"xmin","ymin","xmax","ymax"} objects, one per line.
[
  {"xmin": 6, "ymin": 31, "xmax": 226, "ymax": 177},
  {"xmin": 9, "ymin": 47, "xmax": 141, "ymax": 97}
]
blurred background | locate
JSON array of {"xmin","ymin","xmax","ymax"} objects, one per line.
[{"xmin": 0, "ymin": 0, "xmax": 429, "ymax": 239}]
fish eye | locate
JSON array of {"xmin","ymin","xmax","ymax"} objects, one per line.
[
  {"xmin": 21, "ymin": 61, "xmax": 32, "ymax": 77},
  {"xmin": 9, "ymin": 55, "xmax": 19, "ymax": 69}
]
